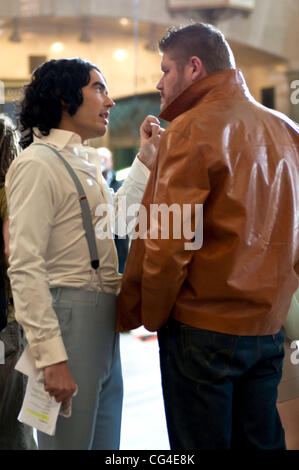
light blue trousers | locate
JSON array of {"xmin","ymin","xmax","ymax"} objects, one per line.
[{"xmin": 37, "ymin": 287, "xmax": 123, "ymax": 450}]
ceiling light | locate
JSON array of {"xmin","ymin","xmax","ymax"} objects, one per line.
[
  {"xmin": 119, "ymin": 18, "xmax": 129, "ymax": 26},
  {"xmin": 51, "ymin": 42, "xmax": 64, "ymax": 53},
  {"xmin": 113, "ymin": 49, "xmax": 128, "ymax": 61}
]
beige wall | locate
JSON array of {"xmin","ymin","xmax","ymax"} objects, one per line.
[
  {"xmin": 1, "ymin": 37, "xmax": 292, "ymax": 118},
  {"xmin": 0, "ymin": 30, "xmax": 162, "ymax": 99},
  {"xmin": 0, "ymin": 0, "xmax": 297, "ymax": 118},
  {"xmin": 241, "ymin": 64, "xmax": 290, "ymax": 116}
]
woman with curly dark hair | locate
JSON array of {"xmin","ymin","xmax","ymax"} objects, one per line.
[{"xmin": 0, "ymin": 114, "xmax": 36, "ymax": 449}]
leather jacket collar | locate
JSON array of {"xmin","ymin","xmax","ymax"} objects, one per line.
[{"xmin": 159, "ymin": 69, "xmax": 252, "ymax": 122}]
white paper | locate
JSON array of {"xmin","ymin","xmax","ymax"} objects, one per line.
[
  {"xmin": 17, "ymin": 377, "xmax": 61, "ymax": 436},
  {"xmin": 15, "ymin": 346, "xmax": 77, "ymax": 436}
]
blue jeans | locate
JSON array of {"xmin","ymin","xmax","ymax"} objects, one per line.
[
  {"xmin": 158, "ymin": 319, "xmax": 286, "ymax": 450},
  {"xmin": 37, "ymin": 287, "xmax": 123, "ymax": 450}
]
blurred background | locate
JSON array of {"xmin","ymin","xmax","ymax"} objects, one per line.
[
  {"xmin": 0, "ymin": 0, "xmax": 298, "ymax": 449},
  {"xmin": 0, "ymin": 0, "xmax": 298, "ymax": 176}
]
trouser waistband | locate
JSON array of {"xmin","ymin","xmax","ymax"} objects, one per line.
[{"xmin": 50, "ymin": 286, "xmax": 116, "ymax": 304}]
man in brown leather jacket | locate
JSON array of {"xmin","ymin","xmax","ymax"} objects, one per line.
[{"xmin": 117, "ymin": 23, "xmax": 299, "ymax": 449}]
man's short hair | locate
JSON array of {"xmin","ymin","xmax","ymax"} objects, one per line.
[
  {"xmin": 159, "ymin": 23, "xmax": 235, "ymax": 74},
  {"xmin": 18, "ymin": 58, "xmax": 100, "ymax": 149}
]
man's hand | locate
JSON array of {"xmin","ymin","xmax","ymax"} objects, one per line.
[
  {"xmin": 44, "ymin": 361, "xmax": 77, "ymax": 404},
  {"xmin": 138, "ymin": 115, "xmax": 164, "ymax": 170}
]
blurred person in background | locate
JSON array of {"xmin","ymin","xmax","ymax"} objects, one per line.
[
  {"xmin": 98, "ymin": 147, "xmax": 129, "ymax": 274},
  {"xmin": 0, "ymin": 114, "xmax": 36, "ymax": 450}
]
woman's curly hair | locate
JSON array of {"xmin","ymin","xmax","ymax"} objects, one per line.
[
  {"xmin": 18, "ymin": 58, "xmax": 100, "ymax": 149},
  {"xmin": 0, "ymin": 114, "xmax": 19, "ymax": 186}
]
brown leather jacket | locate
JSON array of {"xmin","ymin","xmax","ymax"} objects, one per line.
[{"xmin": 116, "ymin": 69, "xmax": 299, "ymax": 335}]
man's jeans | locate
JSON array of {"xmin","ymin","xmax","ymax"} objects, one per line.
[{"xmin": 158, "ymin": 318, "xmax": 286, "ymax": 450}]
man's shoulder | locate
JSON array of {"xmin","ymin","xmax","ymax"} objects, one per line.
[
  {"xmin": 173, "ymin": 96, "xmax": 297, "ymax": 138},
  {"xmin": 258, "ymin": 104, "xmax": 299, "ymax": 135},
  {"xmin": 164, "ymin": 101, "xmax": 221, "ymax": 144},
  {"xmin": 19, "ymin": 142, "xmax": 57, "ymax": 161},
  {"xmin": 11, "ymin": 143, "xmax": 63, "ymax": 171},
  {"xmin": 6, "ymin": 144, "xmax": 61, "ymax": 190}
]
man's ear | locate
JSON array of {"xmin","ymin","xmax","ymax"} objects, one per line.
[
  {"xmin": 189, "ymin": 56, "xmax": 207, "ymax": 81},
  {"xmin": 61, "ymin": 99, "xmax": 69, "ymax": 110}
]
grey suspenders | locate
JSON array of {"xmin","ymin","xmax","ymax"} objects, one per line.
[{"xmin": 34, "ymin": 143, "xmax": 99, "ymax": 270}]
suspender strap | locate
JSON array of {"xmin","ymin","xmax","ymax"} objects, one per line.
[{"xmin": 34, "ymin": 143, "xmax": 99, "ymax": 270}]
